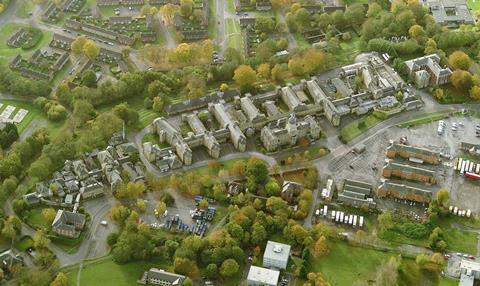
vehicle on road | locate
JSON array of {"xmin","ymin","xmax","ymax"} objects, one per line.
[{"xmin": 100, "ymin": 220, "xmax": 108, "ymax": 226}]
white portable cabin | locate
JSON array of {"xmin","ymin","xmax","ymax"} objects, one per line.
[
  {"xmin": 449, "ymin": 205, "xmax": 453, "ymax": 213},
  {"xmin": 340, "ymin": 212, "xmax": 344, "ymax": 223},
  {"xmin": 349, "ymin": 215, "xmax": 354, "ymax": 225},
  {"xmin": 335, "ymin": 211, "xmax": 340, "ymax": 222},
  {"xmin": 331, "ymin": 210, "xmax": 336, "ymax": 220},
  {"xmin": 323, "ymin": 205, "xmax": 328, "ymax": 217},
  {"xmin": 454, "ymin": 207, "xmax": 458, "ymax": 215},
  {"xmin": 476, "ymin": 164, "xmax": 480, "ymax": 174},
  {"xmin": 359, "ymin": 216, "xmax": 364, "ymax": 227},
  {"xmin": 353, "ymin": 215, "xmax": 358, "ymax": 227},
  {"xmin": 469, "ymin": 162, "xmax": 475, "ymax": 172},
  {"xmin": 344, "ymin": 215, "xmax": 349, "ymax": 224},
  {"xmin": 315, "ymin": 209, "xmax": 320, "ymax": 216},
  {"xmin": 467, "ymin": 209, "xmax": 472, "ymax": 218},
  {"xmin": 457, "ymin": 158, "xmax": 463, "ymax": 171},
  {"xmin": 461, "ymin": 161, "xmax": 467, "ymax": 174}
]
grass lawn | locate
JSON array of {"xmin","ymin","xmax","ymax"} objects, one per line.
[
  {"xmin": 16, "ymin": 0, "xmax": 36, "ymax": 18},
  {"xmin": 468, "ymin": 0, "xmax": 480, "ymax": 12},
  {"xmin": 442, "ymin": 227, "xmax": 477, "ymax": 254},
  {"xmin": 14, "ymin": 236, "xmax": 33, "ymax": 252},
  {"xmin": 333, "ymin": 33, "xmax": 362, "ymax": 65},
  {"xmin": 24, "ymin": 206, "xmax": 51, "ymax": 230},
  {"xmin": 226, "ymin": 18, "xmax": 242, "ymax": 52},
  {"xmin": 340, "ymin": 114, "xmax": 383, "ymax": 143},
  {"xmin": 308, "ymin": 242, "xmax": 395, "ymax": 286},
  {"xmin": 65, "ymin": 255, "xmax": 171, "ymax": 286},
  {"xmin": 307, "ymin": 242, "xmax": 448, "ymax": 286},
  {"xmin": 440, "ymin": 86, "xmax": 471, "ymax": 104},
  {"xmin": 227, "ymin": 0, "xmax": 235, "ymax": 13},
  {"xmin": 398, "ymin": 110, "xmax": 454, "ymax": 128},
  {"xmin": 0, "ymin": 23, "xmax": 52, "ymax": 66},
  {"xmin": 208, "ymin": 0, "xmax": 217, "ymax": 39},
  {"xmin": 439, "ymin": 277, "xmax": 459, "ymax": 286},
  {"xmin": 398, "ymin": 258, "xmax": 442, "ymax": 286},
  {"xmin": 293, "ymin": 33, "xmax": 311, "ymax": 50}
]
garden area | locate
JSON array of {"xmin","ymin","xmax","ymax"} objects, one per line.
[
  {"xmin": 65, "ymin": 255, "xmax": 172, "ymax": 286},
  {"xmin": 297, "ymin": 241, "xmax": 452, "ymax": 286},
  {"xmin": 339, "ymin": 113, "xmax": 384, "ymax": 143}
]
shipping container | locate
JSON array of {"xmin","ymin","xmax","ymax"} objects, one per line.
[
  {"xmin": 353, "ymin": 215, "xmax": 358, "ymax": 227},
  {"xmin": 349, "ymin": 215, "xmax": 354, "ymax": 225},
  {"xmin": 323, "ymin": 205, "xmax": 328, "ymax": 217}
]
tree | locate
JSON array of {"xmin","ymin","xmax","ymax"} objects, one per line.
[
  {"xmin": 233, "ymin": 65, "xmax": 257, "ymax": 89},
  {"xmin": 265, "ymin": 180, "xmax": 280, "ymax": 196},
  {"xmin": 198, "ymin": 198, "xmax": 209, "ymax": 209},
  {"xmin": 271, "ymin": 64, "xmax": 285, "ymax": 82},
  {"xmin": 206, "ymin": 263, "xmax": 218, "ymax": 278},
  {"xmin": 113, "ymin": 102, "xmax": 139, "ymax": 126},
  {"xmin": 448, "ymin": 51, "xmax": 471, "ymax": 70},
  {"xmin": 136, "ymin": 199, "xmax": 146, "ymax": 213},
  {"xmin": 245, "ymin": 158, "xmax": 269, "ymax": 192},
  {"xmin": 71, "ymin": 36, "xmax": 87, "ymax": 54},
  {"xmin": 304, "ymin": 272, "xmax": 330, "ymax": 286},
  {"xmin": 50, "ymin": 272, "xmax": 68, "ymax": 286},
  {"xmin": 33, "ymin": 230, "xmax": 50, "ymax": 250},
  {"xmin": 152, "ymin": 96, "xmax": 164, "ymax": 113},
  {"xmin": 257, "ymin": 63, "xmax": 270, "ymax": 79},
  {"xmin": 288, "ymin": 57, "xmax": 304, "ymax": 76},
  {"xmin": 42, "ymin": 208, "xmax": 56, "ymax": 226},
  {"xmin": 81, "ymin": 69, "xmax": 97, "ymax": 87},
  {"xmin": 310, "ymin": 236, "xmax": 329, "ymax": 258},
  {"xmin": 433, "ymin": 88, "xmax": 444, "ymax": 100},
  {"xmin": 83, "ymin": 40, "xmax": 99, "ymax": 59},
  {"xmin": 180, "ymin": 0, "xmax": 194, "ymax": 18},
  {"xmin": 378, "ymin": 211, "xmax": 394, "ymax": 233},
  {"xmin": 451, "ymin": 70, "xmax": 473, "ymax": 93},
  {"xmin": 174, "ymin": 257, "xmax": 199, "ymax": 277},
  {"xmin": 117, "ymin": 181, "xmax": 146, "ymax": 199},
  {"xmin": 183, "ymin": 277, "xmax": 193, "ymax": 286},
  {"xmin": 220, "ymin": 258, "xmax": 239, "ymax": 277},
  {"xmin": 409, "ymin": 24, "xmax": 425, "ymax": 38},
  {"xmin": 372, "ymin": 256, "xmax": 400, "ymax": 286},
  {"xmin": 470, "ymin": 85, "xmax": 480, "ymax": 100},
  {"xmin": 156, "ymin": 201, "xmax": 167, "ymax": 215},
  {"xmin": 251, "ymin": 222, "xmax": 267, "ymax": 245},
  {"xmin": 160, "ymin": 4, "xmax": 179, "ymax": 25},
  {"xmin": 436, "ymin": 188, "xmax": 449, "ymax": 207},
  {"xmin": 231, "ymin": 160, "xmax": 245, "ymax": 176}
]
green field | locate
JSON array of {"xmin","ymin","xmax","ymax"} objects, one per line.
[
  {"xmin": 226, "ymin": 18, "xmax": 242, "ymax": 52},
  {"xmin": 340, "ymin": 114, "xmax": 383, "ymax": 142},
  {"xmin": 334, "ymin": 32, "xmax": 362, "ymax": 65},
  {"xmin": 24, "ymin": 206, "xmax": 52, "ymax": 230},
  {"xmin": 398, "ymin": 110, "xmax": 454, "ymax": 127},
  {"xmin": 308, "ymin": 242, "xmax": 394, "ymax": 286},
  {"xmin": 306, "ymin": 242, "xmax": 448, "ymax": 286},
  {"xmin": 65, "ymin": 256, "xmax": 171, "ymax": 286},
  {"xmin": 0, "ymin": 23, "xmax": 52, "ymax": 65},
  {"xmin": 14, "ymin": 235, "xmax": 33, "ymax": 252},
  {"xmin": 468, "ymin": 0, "xmax": 480, "ymax": 12}
]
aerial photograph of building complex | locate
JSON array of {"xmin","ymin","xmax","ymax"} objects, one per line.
[{"xmin": 0, "ymin": 0, "xmax": 480, "ymax": 285}]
